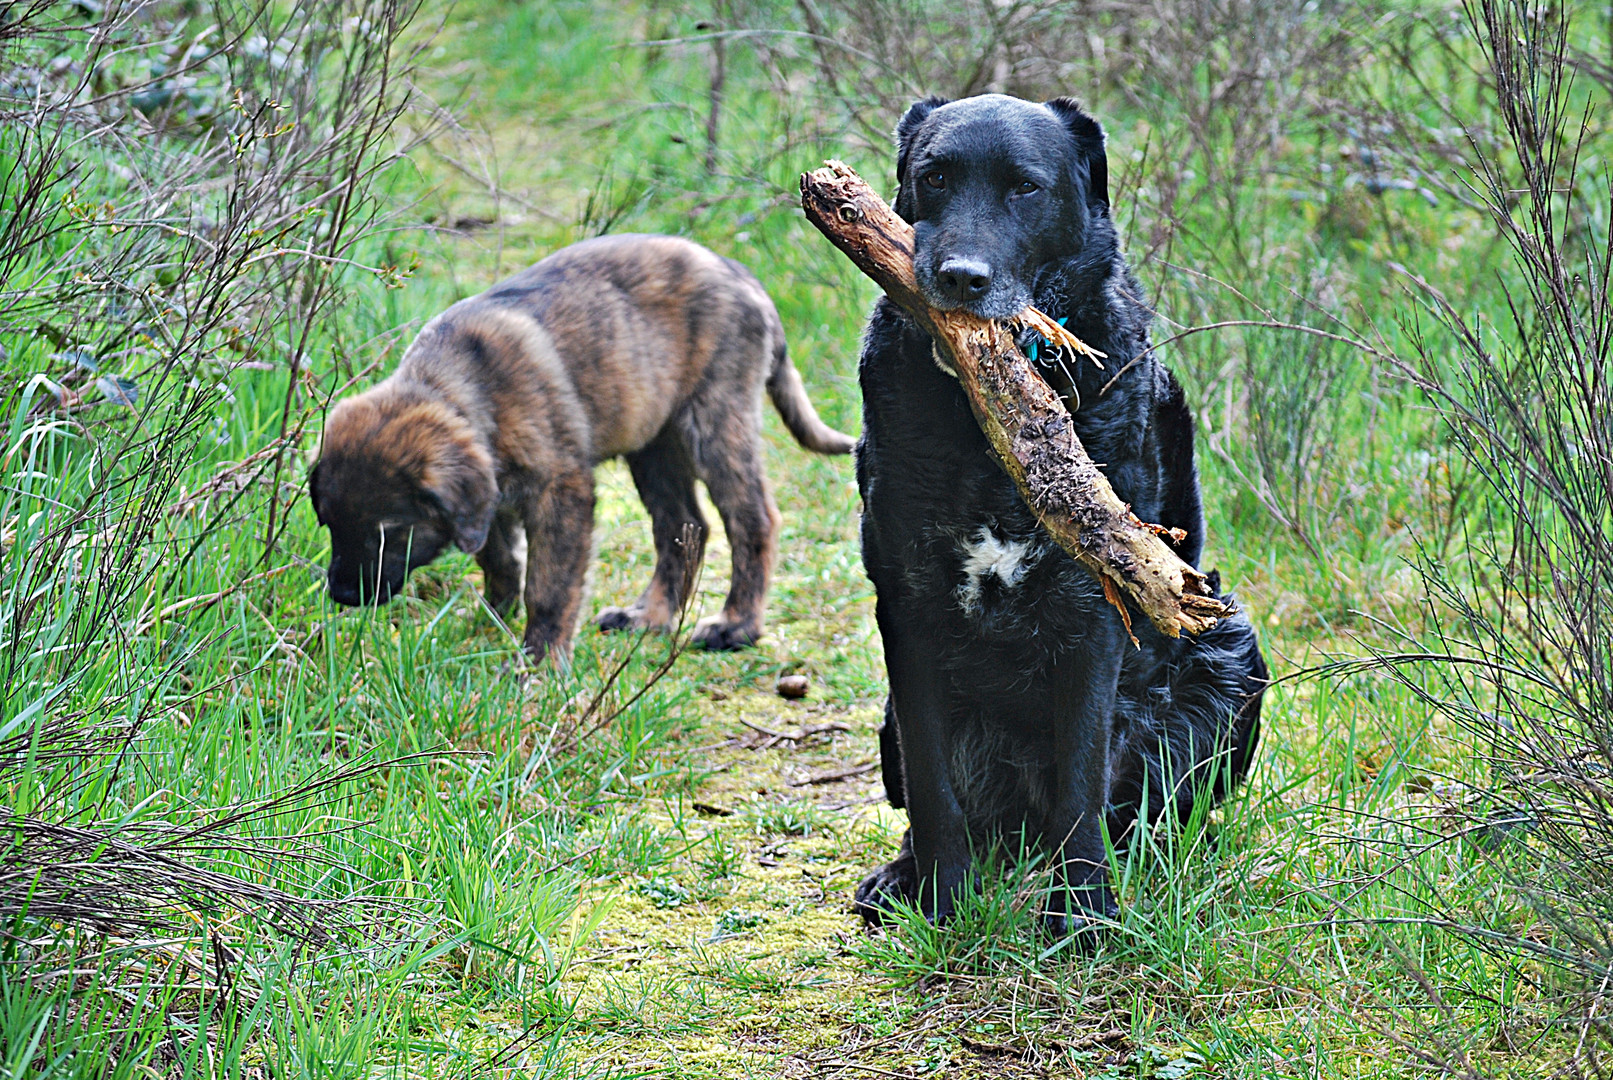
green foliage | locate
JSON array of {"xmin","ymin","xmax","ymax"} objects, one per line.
[{"xmin": 743, "ymin": 797, "xmax": 833, "ymax": 838}]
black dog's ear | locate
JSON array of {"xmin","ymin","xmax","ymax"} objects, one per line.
[
  {"xmin": 423, "ymin": 456, "xmax": 497, "ymax": 554},
  {"xmin": 1044, "ymin": 97, "xmax": 1109, "ymax": 209},
  {"xmin": 894, "ymin": 95, "xmax": 948, "ymax": 195}
]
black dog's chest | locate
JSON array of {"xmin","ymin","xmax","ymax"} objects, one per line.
[{"xmin": 858, "ymin": 318, "xmax": 1117, "ymax": 654}]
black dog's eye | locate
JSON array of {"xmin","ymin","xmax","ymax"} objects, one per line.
[
  {"xmin": 1013, "ymin": 180, "xmax": 1039, "ymax": 195},
  {"xmin": 923, "ymin": 171, "xmax": 945, "ymax": 190}
]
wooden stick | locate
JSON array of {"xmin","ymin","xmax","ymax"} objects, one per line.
[
  {"xmin": 789, "ymin": 762, "xmax": 879, "ymax": 787},
  {"xmin": 800, "ymin": 160, "xmax": 1230, "ymax": 639}
]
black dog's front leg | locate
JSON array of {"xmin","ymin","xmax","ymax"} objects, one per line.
[
  {"xmin": 856, "ymin": 587, "xmax": 969, "ymax": 925},
  {"xmin": 879, "ymin": 604, "xmax": 971, "ymax": 923},
  {"xmin": 1042, "ymin": 618, "xmax": 1127, "ymax": 937},
  {"xmin": 877, "ymin": 696, "xmax": 905, "ymax": 809}
]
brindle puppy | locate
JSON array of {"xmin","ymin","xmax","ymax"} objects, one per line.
[{"xmin": 310, "ymin": 233, "xmax": 854, "ymax": 662}]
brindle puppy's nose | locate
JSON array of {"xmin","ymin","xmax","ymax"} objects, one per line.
[
  {"xmin": 328, "ymin": 574, "xmax": 361, "ymax": 606},
  {"xmin": 936, "ymin": 257, "xmax": 993, "ymax": 303}
]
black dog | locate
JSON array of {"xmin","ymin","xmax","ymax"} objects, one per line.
[{"xmin": 854, "ymin": 94, "xmax": 1267, "ymax": 935}]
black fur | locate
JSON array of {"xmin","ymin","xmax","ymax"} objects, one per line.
[{"xmin": 854, "ymin": 94, "xmax": 1267, "ymax": 935}]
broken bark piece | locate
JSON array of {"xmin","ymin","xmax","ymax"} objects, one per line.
[{"xmin": 800, "ymin": 160, "xmax": 1230, "ymax": 638}]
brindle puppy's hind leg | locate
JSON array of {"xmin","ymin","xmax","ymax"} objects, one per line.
[
  {"xmin": 688, "ymin": 414, "xmax": 779, "ymax": 651},
  {"xmin": 598, "ymin": 425, "xmax": 709, "ymax": 635},
  {"xmin": 476, "ymin": 506, "xmax": 524, "ymax": 617}
]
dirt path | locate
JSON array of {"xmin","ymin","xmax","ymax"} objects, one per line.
[
  {"xmin": 555, "ymin": 686, "xmax": 1128, "ymax": 1078},
  {"xmin": 510, "ymin": 582, "xmax": 1138, "ymax": 1080}
]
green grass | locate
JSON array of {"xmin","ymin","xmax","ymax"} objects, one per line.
[{"xmin": 1, "ymin": 0, "xmax": 1603, "ymax": 1075}]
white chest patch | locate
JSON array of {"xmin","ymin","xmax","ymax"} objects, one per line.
[{"xmin": 956, "ymin": 528, "xmax": 1035, "ymax": 613}]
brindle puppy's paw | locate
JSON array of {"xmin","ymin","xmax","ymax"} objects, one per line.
[
  {"xmin": 691, "ymin": 614, "xmax": 760, "ymax": 651},
  {"xmin": 483, "ymin": 588, "xmax": 521, "ymax": 619},
  {"xmin": 522, "ymin": 625, "xmax": 571, "ymax": 671},
  {"xmin": 595, "ymin": 605, "xmax": 643, "ymax": 633},
  {"xmin": 598, "ymin": 604, "xmax": 680, "ymax": 635},
  {"xmin": 853, "ymin": 852, "xmax": 919, "ymax": 926}
]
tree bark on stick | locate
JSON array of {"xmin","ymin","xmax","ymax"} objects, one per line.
[{"xmin": 800, "ymin": 160, "xmax": 1229, "ymax": 639}]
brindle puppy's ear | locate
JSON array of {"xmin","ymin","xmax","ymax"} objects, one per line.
[
  {"xmin": 307, "ymin": 460, "xmax": 323, "ymax": 507},
  {"xmin": 423, "ymin": 451, "xmax": 498, "ymax": 554},
  {"xmin": 893, "ymin": 95, "xmax": 949, "ymax": 220},
  {"xmin": 1044, "ymin": 97, "xmax": 1109, "ymax": 210}
]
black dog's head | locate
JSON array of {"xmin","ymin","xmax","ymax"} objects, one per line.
[
  {"xmin": 893, "ymin": 94, "xmax": 1110, "ymax": 320},
  {"xmin": 309, "ymin": 392, "xmax": 497, "ymax": 607}
]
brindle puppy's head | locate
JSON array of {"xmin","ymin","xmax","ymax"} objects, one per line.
[
  {"xmin": 310, "ymin": 391, "xmax": 497, "ymax": 606},
  {"xmin": 893, "ymin": 94, "xmax": 1110, "ymax": 320}
]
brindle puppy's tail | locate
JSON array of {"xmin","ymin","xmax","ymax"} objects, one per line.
[{"xmin": 767, "ymin": 336, "xmax": 856, "ymax": 454}]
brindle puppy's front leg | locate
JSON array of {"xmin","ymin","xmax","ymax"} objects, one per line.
[
  {"xmin": 520, "ymin": 470, "xmax": 596, "ymax": 664},
  {"xmin": 858, "ymin": 602, "xmax": 971, "ymax": 924},
  {"xmin": 1042, "ymin": 617, "xmax": 1127, "ymax": 938},
  {"xmin": 476, "ymin": 505, "xmax": 525, "ymax": 617}
]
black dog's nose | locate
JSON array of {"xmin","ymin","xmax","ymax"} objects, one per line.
[{"xmin": 936, "ymin": 258, "xmax": 992, "ymax": 302}]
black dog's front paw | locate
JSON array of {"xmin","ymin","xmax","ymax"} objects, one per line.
[
  {"xmin": 854, "ymin": 853, "xmax": 919, "ymax": 926},
  {"xmin": 854, "ymin": 839, "xmax": 973, "ymax": 927},
  {"xmin": 1041, "ymin": 884, "xmax": 1118, "ymax": 947}
]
